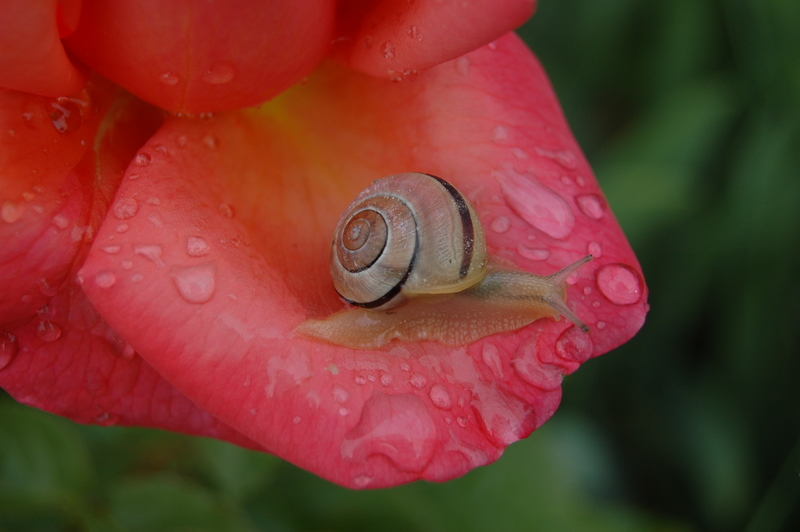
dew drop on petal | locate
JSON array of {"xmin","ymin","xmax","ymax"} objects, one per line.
[
  {"xmin": 409, "ymin": 373, "xmax": 426, "ymax": 389},
  {"xmin": 481, "ymin": 342, "xmax": 505, "ymax": 380},
  {"xmin": 1, "ymin": 201, "xmax": 22, "ymax": 223},
  {"xmin": 407, "ymin": 25, "xmax": 421, "ymax": 41},
  {"xmin": 339, "ymin": 407, "xmax": 349, "ymax": 416},
  {"xmin": 429, "ymin": 384, "xmax": 452, "ymax": 410},
  {"xmin": 94, "ymin": 271, "xmax": 116, "ymax": 288},
  {"xmin": 169, "ymin": 263, "xmax": 216, "ymax": 303},
  {"xmin": 186, "ymin": 236, "xmax": 210, "ymax": 257},
  {"xmin": 203, "ymin": 135, "xmax": 219, "ymax": 149},
  {"xmin": 218, "ymin": 203, "xmax": 235, "ymax": 218},
  {"xmin": 596, "ymin": 321, "xmax": 607, "ymax": 330},
  {"xmin": 95, "ymin": 412, "xmax": 120, "ymax": 427},
  {"xmin": 380, "ymin": 374, "xmax": 392, "ymax": 386},
  {"xmin": 47, "ymin": 97, "xmax": 83, "ymax": 134},
  {"xmin": 517, "ymin": 244, "xmax": 550, "ymax": 261},
  {"xmin": 596, "ymin": 264, "xmax": 643, "ymax": 305},
  {"xmin": 37, "ymin": 320, "xmax": 62, "ymax": 342},
  {"xmin": 456, "ymin": 416, "xmax": 468, "ymax": 427},
  {"xmin": 555, "ymin": 325, "xmax": 594, "ymax": 364},
  {"xmin": 455, "ymin": 56, "xmax": 470, "ymax": 76},
  {"xmin": 587, "ymin": 241, "xmax": 603, "ymax": 258},
  {"xmin": 333, "ymin": 387, "xmax": 349, "ymax": 404},
  {"xmin": 354, "ymin": 375, "xmax": 367, "ymax": 385},
  {"xmin": 0, "ymin": 331, "xmax": 19, "ymax": 370},
  {"xmin": 146, "ymin": 212, "xmax": 163, "ymax": 227},
  {"xmin": 497, "ymin": 170, "xmax": 575, "ymax": 239},
  {"xmin": 490, "ymin": 216, "xmax": 510, "ymax": 233},
  {"xmin": 491, "ymin": 126, "xmax": 508, "ymax": 143},
  {"xmin": 159, "ymin": 72, "xmax": 180, "ymax": 85},
  {"xmin": 116, "ymin": 223, "xmax": 129, "ymax": 233},
  {"xmin": 512, "ymin": 147, "xmax": 529, "ymax": 159},
  {"xmin": 293, "ymin": 416, "xmax": 301, "ymax": 424},
  {"xmin": 113, "ymin": 198, "xmax": 138, "ymax": 220},
  {"xmin": 381, "ymin": 41, "xmax": 395, "ymax": 59},
  {"xmin": 133, "ymin": 244, "xmax": 165, "ymax": 267},
  {"xmin": 535, "ymin": 147, "xmax": 578, "ymax": 169},
  {"xmin": 134, "ymin": 152, "xmax": 152, "ymax": 166},
  {"xmin": 576, "ymin": 194, "xmax": 606, "ymax": 220},
  {"xmin": 201, "ymin": 62, "xmax": 236, "ymax": 84}
]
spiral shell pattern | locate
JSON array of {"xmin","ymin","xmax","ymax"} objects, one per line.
[{"xmin": 331, "ymin": 173, "xmax": 488, "ymax": 308}]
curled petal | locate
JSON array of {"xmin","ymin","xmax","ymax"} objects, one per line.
[
  {"xmin": 64, "ymin": 0, "xmax": 336, "ymax": 113},
  {"xmin": 334, "ymin": 0, "xmax": 535, "ymax": 79}
]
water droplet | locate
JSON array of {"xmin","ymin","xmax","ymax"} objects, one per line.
[
  {"xmin": 400, "ymin": 362, "xmax": 411, "ymax": 372},
  {"xmin": 535, "ymin": 147, "xmax": 578, "ymax": 169},
  {"xmin": 169, "ymin": 262, "xmax": 216, "ymax": 303},
  {"xmin": 407, "ymin": 25, "xmax": 421, "ymax": 41},
  {"xmin": 491, "ymin": 126, "xmax": 508, "ymax": 142},
  {"xmin": 556, "ymin": 325, "xmax": 594, "ymax": 363},
  {"xmin": 37, "ymin": 320, "xmax": 62, "ymax": 342},
  {"xmin": 516, "ymin": 244, "xmax": 550, "ymax": 261},
  {"xmin": 596, "ymin": 321, "xmax": 607, "ymax": 330},
  {"xmin": 354, "ymin": 375, "xmax": 367, "ymax": 385},
  {"xmin": 47, "ymin": 97, "xmax": 83, "ymax": 133},
  {"xmin": 293, "ymin": 416, "xmax": 301, "ymax": 424},
  {"xmin": 512, "ymin": 344, "xmax": 563, "ymax": 391},
  {"xmin": 0, "ymin": 331, "xmax": 19, "ymax": 370},
  {"xmin": 94, "ymin": 271, "xmax": 116, "ymax": 288},
  {"xmin": 583, "ymin": 286, "xmax": 592, "ymax": 295},
  {"xmin": 353, "ymin": 475, "xmax": 372, "ymax": 488},
  {"xmin": 160, "ymin": 71, "xmax": 180, "ymax": 85},
  {"xmin": 380, "ymin": 374, "xmax": 392, "ymax": 386},
  {"xmin": 176, "ymin": 135, "xmax": 188, "ymax": 147},
  {"xmin": 456, "ymin": 416, "xmax": 468, "ymax": 427},
  {"xmin": 362, "ymin": 34, "xmax": 374, "ymax": 49},
  {"xmin": 38, "ymin": 278, "xmax": 58, "ymax": 296},
  {"xmin": 339, "ymin": 407, "xmax": 350, "ymax": 416},
  {"xmin": 134, "ymin": 152, "xmax": 151, "ymax": 166},
  {"xmin": 576, "ymin": 194, "xmax": 605, "ymax": 220},
  {"xmin": 146, "ymin": 212, "xmax": 163, "ymax": 227},
  {"xmin": 367, "ymin": 374, "xmax": 376, "ymax": 382},
  {"xmin": 381, "ymin": 41, "xmax": 395, "ymax": 59},
  {"xmin": 1, "ymin": 201, "xmax": 22, "ymax": 223},
  {"xmin": 218, "ymin": 203, "xmax": 235, "ymax": 218},
  {"xmin": 8, "ymin": 129, "xmax": 16, "ymax": 137},
  {"xmin": 145, "ymin": 197, "xmax": 161, "ymax": 206},
  {"xmin": 596, "ymin": 264, "xmax": 643, "ymax": 305},
  {"xmin": 118, "ymin": 342, "xmax": 136, "ymax": 360},
  {"xmin": 128, "ymin": 173, "xmax": 140, "ymax": 181},
  {"xmin": 410, "ymin": 373, "xmax": 426, "ymax": 389},
  {"xmin": 201, "ymin": 62, "xmax": 236, "ymax": 84},
  {"xmin": 490, "ymin": 216, "xmax": 510, "ymax": 233},
  {"xmin": 587, "ymin": 241, "xmax": 603, "ymax": 257},
  {"xmin": 133, "ymin": 244, "xmax": 165, "ymax": 267},
  {"xmin": 116, "ymin": 223, "xmax": 129, "ymax": 233},
  {"xmin": 120, "ymin": 260, "xmax": 133, "ymax": 270},
  {"xmin": 95, "ymin": 412, "xmax": 119, "ymax": 427},
  {"xmin": 341, "ymin": 393, "xmax": 436, "ymax": 472},
  {"xmin": 37, "ymin": 304, "xmax": 56, "ymax": 319},
  {"xmin": 455, "ymin": 56, "xmax": 470, "ymax": 75},
  {"xmin": 428, "ymin": 384, "xmax": 452, "ymax": 410},
  {"xmin": 333, "ymin": 387, "xmax": 349, "ymax": 404},
  {"xmin": 112, "ymin": 197, "xmax": 138, "ymax": 220},
  {"xmin": 576, "ymin": 176, "xmax": 586, "ymax": 187},
  {"xmin": 131, "ymin": 273, "xmax": 144, "ymax": 282},
  {"xmin": 512, "ymin": 147, "xmax": 529, "ymax": 159},
  {"xmin": 481, "ymin": 343, "xmax": 505, "ymax": 380},
  {"xmin": 496, "ymin": 169, "xmax": 575, "ymax": 239},
  {"xmin": 186, "ymin": 236, "xmax": 210, "ymax": 257},
  {"xmin": 203, "ymin": 135, "xmax": 219, "ymax": 149}
]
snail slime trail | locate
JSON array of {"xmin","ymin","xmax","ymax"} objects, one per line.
[{"xmin": 296, "ymin": 173, "xmax": 593, "ymax": 349}]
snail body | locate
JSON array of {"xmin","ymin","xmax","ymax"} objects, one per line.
[{"xmin": 297, "ymin": 173, "xmax": 592, "ymax": 349}]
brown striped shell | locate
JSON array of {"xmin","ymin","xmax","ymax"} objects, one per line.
[{"xmin": 331, "ymin": 173, "xmax": 488, "ymax": 309}]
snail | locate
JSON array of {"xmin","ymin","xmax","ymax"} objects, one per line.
[{"xmin": 296, "ymin": 172, "xmax": 592, "ymax": 349}]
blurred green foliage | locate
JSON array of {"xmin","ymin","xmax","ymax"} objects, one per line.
[{"xmin": 2, "ymin": 0, "xmax": 798, "ymax": 530}]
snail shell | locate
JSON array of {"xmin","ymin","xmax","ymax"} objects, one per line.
[
  {"xmin": 297, "ymin": 172, "xmax": 592, "ymax": 348},
  {"xmin": 332, "ymin": 173, "xmax": 487, "ymax": 308}
]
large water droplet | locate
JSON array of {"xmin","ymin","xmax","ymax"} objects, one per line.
[
  {"xmin": 94, "ymin": 271, "xmax": 116, "ymax": 288},
  {"xmin": 511, "ymin": 344, "xmax": 563, "ymax": 391},
  {"xmin": 429, "ymin": 384, "xmax": 452, "ymax": 410},
  {"xmin": 169, "ymin": 263, "xmax": 216, "ymax": 303},
  {"xmin": 596, "ymin": 264, "xmax": 643, "ymax": 305},
  {"xmin": 0, "ymin": 331, "xmax": 19, "ymax": 370},
  {"xmin": 555, "ymin": 325, "xmax": 594, "ymax": 364},
  {"xmin": 516, "ymin": 244, "xmax": 550, "ymax": 261},
  {"xmin": 159, "ymin": 72, "xmax": 180, "ymax": 85},
  {"xmin": 133, "ymin": 244, "xmax": 165, "ymax": 267},
  {"xmin": 47, "ymin": 97, "xmax": 83, "ymax": 134},
  {"xmin": 112, "ymin": 198, "xmax": 139, "ymax": 220},
  {"xmin": 341, "ymin": 393, "xmax": 436, "ymax": 472},
  {"xmin": 381, "ymin": 41, "xmax": 395, "ymax": 59},
  {"xmin": 186, "ymin": 236, "xmax": 210, "ymax": 257},
  {"xmin": 497, "ymin": 169, "xmax": 575, "ymax": 239},
  {"xmin": 1, "ymin": 201, "xmax": 22, "ymax": 223},
  {"xmin": 490, "ymin": 216, "xmax": 510, "ymax": 233},
  {"xmin": 37, "ymin": 320, "xmax": 62, "ymax": 342},
  {"xmin": 202, "ymin": 62, "xmax": 236, "ymax": 84},
  {"xmin": 481, "ymin": 343, "xmax": 505, "ymax": 380},
  {"xmin": 576, "ymin": 194, "xmax": 605, "ymax": 220}
]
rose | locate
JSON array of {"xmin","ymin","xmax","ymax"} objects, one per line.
[{"xmin": 0, "ymin": 0, "xmax": 647, "ymax": 488}]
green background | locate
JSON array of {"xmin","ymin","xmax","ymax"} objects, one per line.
[{"xmin": 2, "ymin": 0, "xmax": 799, "ymax": 530}]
